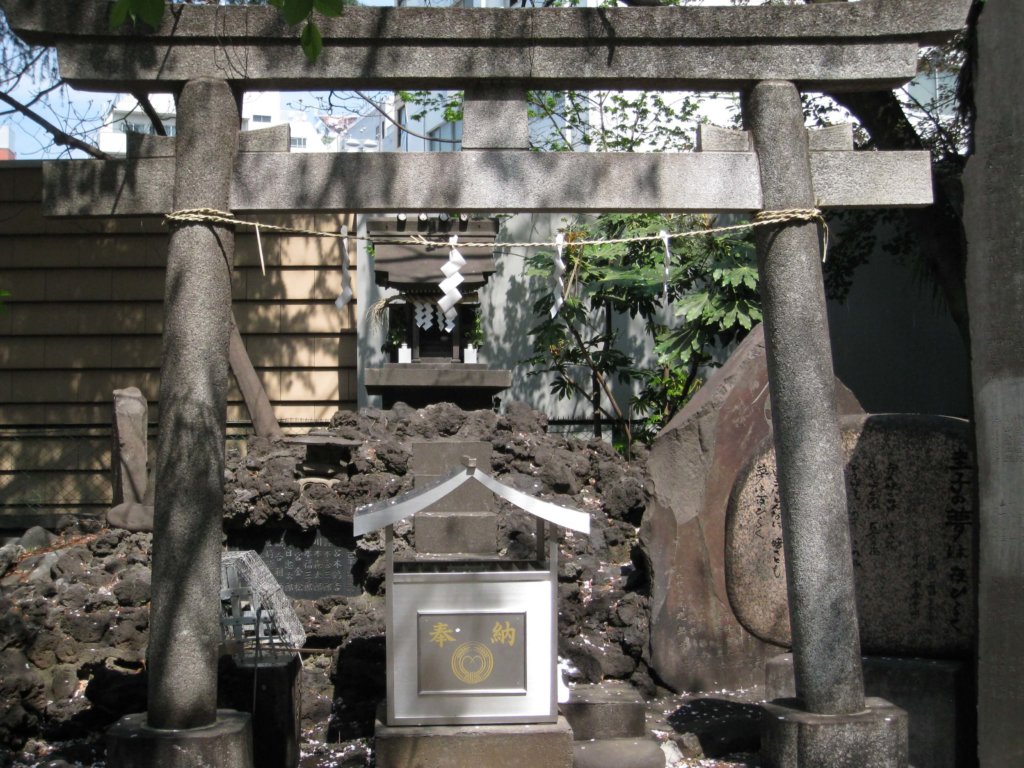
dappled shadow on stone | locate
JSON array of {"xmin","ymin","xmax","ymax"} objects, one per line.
[{"xmin": 666, "ymin": 698, "xmax": 764, "ymax": 758}]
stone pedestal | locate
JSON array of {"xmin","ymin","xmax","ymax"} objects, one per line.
[
  {"xmin": 374, "ymin": 712, "xmax": 573, "ymax": 768},
  {"xmin": 106, "ymin": 710, "xmax": 253, "ymax": 768},
  {"xmin": 761, "ymin": 697, "xmax": 907, "ymax": 768},
  {"xmin": 766, "ymin": 653, "xmax": 971, "ymax": 768}
]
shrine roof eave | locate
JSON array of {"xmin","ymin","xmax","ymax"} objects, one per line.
[{"xmin": 0, "ymin": 1, "xmax": 971, "ymax": 93}]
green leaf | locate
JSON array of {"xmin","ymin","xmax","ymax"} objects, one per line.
[
  {"xmin": 109, "ymin": 0, "xmax": 131, "ymax": 30},
  {"xmin": 314, "ymin": 0, "xmax": 345, "ymax": 17},
  {"xmin": 301, "ymin": 20, "xmax": 323, "ymax": 62},
  {"xmin": 676, "ymin": 292, "xmax": 709, "ymax": 323},
  {"xmin": 133, "ymin": 0, "xmax": 166, "ymax": 29},
  {"xmin": 284, "ymin": 0, "xmax": 315, "ymax": 26}
]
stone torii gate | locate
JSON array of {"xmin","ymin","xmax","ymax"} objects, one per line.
[{"xmin": 2, "ymin": 1, "xmax": 970, "ymax": 766}]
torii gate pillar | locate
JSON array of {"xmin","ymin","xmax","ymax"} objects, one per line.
[
  {"xmin": 746, "ymin": 81, "xmax": 908, "ymax": 767},
  {"xmin": 107, "ymin": 78, "xmax": 254, "ymax": 768}
]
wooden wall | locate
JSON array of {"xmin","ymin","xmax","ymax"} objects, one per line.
[{"xmin": 0, "ymin": 162, "xmax": 358, "ymax": 527}]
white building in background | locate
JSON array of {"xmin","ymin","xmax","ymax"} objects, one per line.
[
  {"xmin": 96, "ymin": 91, "xmax": 348, "ymax": 157},
  {"xmin": 0, "ymin": 125, "xmax": 15, "ymax": 160}
]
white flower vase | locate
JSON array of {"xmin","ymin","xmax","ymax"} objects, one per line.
[
  {"xmin": 398, "ymin": 343, "xmax": 412, "ymax": 364},
  {"xmin": 464, "ymin": 345, "xmax": 478, "ymax": 364}
]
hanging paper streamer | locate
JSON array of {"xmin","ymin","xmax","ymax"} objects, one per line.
[
  {"xmin": 255, "ymin": 223, "xmax": 266, "ymax": 277},
  {"xmin": 414, "ymin": 299, "xmax": 435, "ymax": 330},
  {"xmin": 438, "ymin": 234, "xmax": 466, "ymax": 333},
  {"xmin": 550, "ymin": 232, "xmax": 566, "ymax": 319},
  {"xmin": 660, "ymin": 229, "xmax": 671, "ymax": 302},
  {"xmin": 334, "ymin": 225, "xmax": 354, "ymax": 309}
]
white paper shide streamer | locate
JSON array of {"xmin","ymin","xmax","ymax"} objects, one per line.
[
  {"xmin": 550, "ymin": 232, "xmax": 566, "ymax": 319},
  {"xmin": 414, "ymin": 299, "xmax": 434, "ymax": 330},
  {"xmin": 660, "ymin": 229, "xmax": 671, "ymax": 302},
  {"xmin": 334, "ymin": 226, "xmax": 354, "ymax": 309},
  {"xmin": 437, "ymin": 234, "xmax": 466, "ymax": 333}
]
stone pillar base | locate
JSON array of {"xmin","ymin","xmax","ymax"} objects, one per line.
[
  {"xmin": 375, "ymin": 712, "xmax": 573, "ymax": 768},
  {"xmin": 761, "ymin": 697, "xmax": 908, "ymax": 768},
  {"xmin": 106, "ymin": 710, "xmax": 253, "ymax": 768}
]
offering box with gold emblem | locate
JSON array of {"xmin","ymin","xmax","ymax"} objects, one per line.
[{"xmin": 354, "ymin": 461, "xmax": 590, "ymax": 726}]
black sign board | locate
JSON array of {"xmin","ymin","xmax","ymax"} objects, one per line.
[{"xmin": 227, "ymin": 523, "xmax": 361, "ymax": 599}]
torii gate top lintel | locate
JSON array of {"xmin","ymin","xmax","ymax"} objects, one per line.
[{"xmin": 3, "ymin": 0, "xmax": 972, "ymax": 93}]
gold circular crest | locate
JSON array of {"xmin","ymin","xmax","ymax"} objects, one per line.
[{"xmin": 450, "ymin": 641, "xmax": 494, "ymax": 685}]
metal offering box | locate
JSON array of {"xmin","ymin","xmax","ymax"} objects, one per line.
[{"xmin": 354, "ymin": 461, "xmax": 589, "ymax": 726}]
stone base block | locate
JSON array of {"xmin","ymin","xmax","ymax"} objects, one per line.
[
  {"xmin": 560, "ymin": 682, "xmax": 647, "ymax": 741},
  {"xmin": 415, "ymin": 510, "xmax": 497, "ymax": 554},
  {"xmin": 574, "ymin": 738, "xmax": 666, "ymax": 768},
  {"xmin": 375, "ymin": 714, "xmax": 573, "ymax": 768},
  {"xmin": 761, "ymin": 697, "xmax": 908, "ymax": 768},
  {"xmin": 106, "ymin": 710, "xmax": 253, "ymax": 768},
  {"xmin": 766, "ymin": 653, "xmax": 971, "ymax": 768}
]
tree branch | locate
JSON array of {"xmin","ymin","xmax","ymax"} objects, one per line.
[
  {"xmin": 132, "ymin": 90, "xmax": 167, "ymax": 136},
  {"xmin": 0, "ymin": 90, "xmax": 110, "ymax": 159}
]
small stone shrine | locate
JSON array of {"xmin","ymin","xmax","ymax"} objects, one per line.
[
  {"xmin": 354, "ymin": 455, "xmax": 590, "ymax": 767},
  {"xmin": 364, "ymin": 215, "xmax": 512, "ymax": 410}
]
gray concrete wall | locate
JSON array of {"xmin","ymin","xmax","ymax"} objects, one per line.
[{"xmin": 827, "ymin": 247, "xmax": 970, "ymax": 418}]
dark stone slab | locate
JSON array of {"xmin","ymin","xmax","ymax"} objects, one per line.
[
  {"xmin": 227, "ymin": 523, "xmax": 360, "ymax": 599},
  {"xmin": 727, "ymin": 414, "xmax": 974, "ymax": 656},
  {"xmin": 374, "ymin": 711, "xmax": 573, "ymax": 768},
  {"xmin": 412, "ymin": 441, "xmax": 495, "ymax": 514},
  {"xmin": 219, "ymin": 655, "xmax": 301, "ymax": 768},
  {"xmin": 414, "ymin": 511, "xmax": 497, "ymax": 555},
  {"xmin": 641, "ymin": 324, "xmax": 862, "ymax": 692},
  {"xmin": 559, "ymin": 682, "xmax": 647, "ymax": 741}
]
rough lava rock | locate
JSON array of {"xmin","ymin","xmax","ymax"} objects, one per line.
[{"xmin": 1, "ymin": 401, "xmax": 654, "ymax": 764}]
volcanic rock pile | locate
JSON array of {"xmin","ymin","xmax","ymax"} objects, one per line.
[{"xmin": 1, "ymin": 402, "xmax": 654, "ymax": 762}]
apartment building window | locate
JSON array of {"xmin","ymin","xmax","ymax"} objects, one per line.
[
  {"xmin": 428, "ymin": 121, "xmax": 462, "ymax": 152},
  {"xmin": 252, "ymin": 114, "xmax": 272, "ymax": 123},
  {"xmin": 119, "ymin": 120, "xmax": 173, "ymax": 136},
  {"xmin": 290, "ymin": 137, "xmax": 307, "ymax": 149}
]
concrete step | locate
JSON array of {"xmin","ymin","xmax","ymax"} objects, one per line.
[
  {"xmin": 560, "ymin": 682, "xmax": 648, "ymax": 741},
  {"xmin": 573, "ymin": 738, "xmax": 666, "ymax": 768},
  {"xmin": 375, "ymin": 714, "xmax": 573, "ymax": 768}
]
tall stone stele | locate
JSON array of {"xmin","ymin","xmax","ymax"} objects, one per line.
[{"xmin": 964, "ymin": 0, "xmax": 1024, "ymax": 763}]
